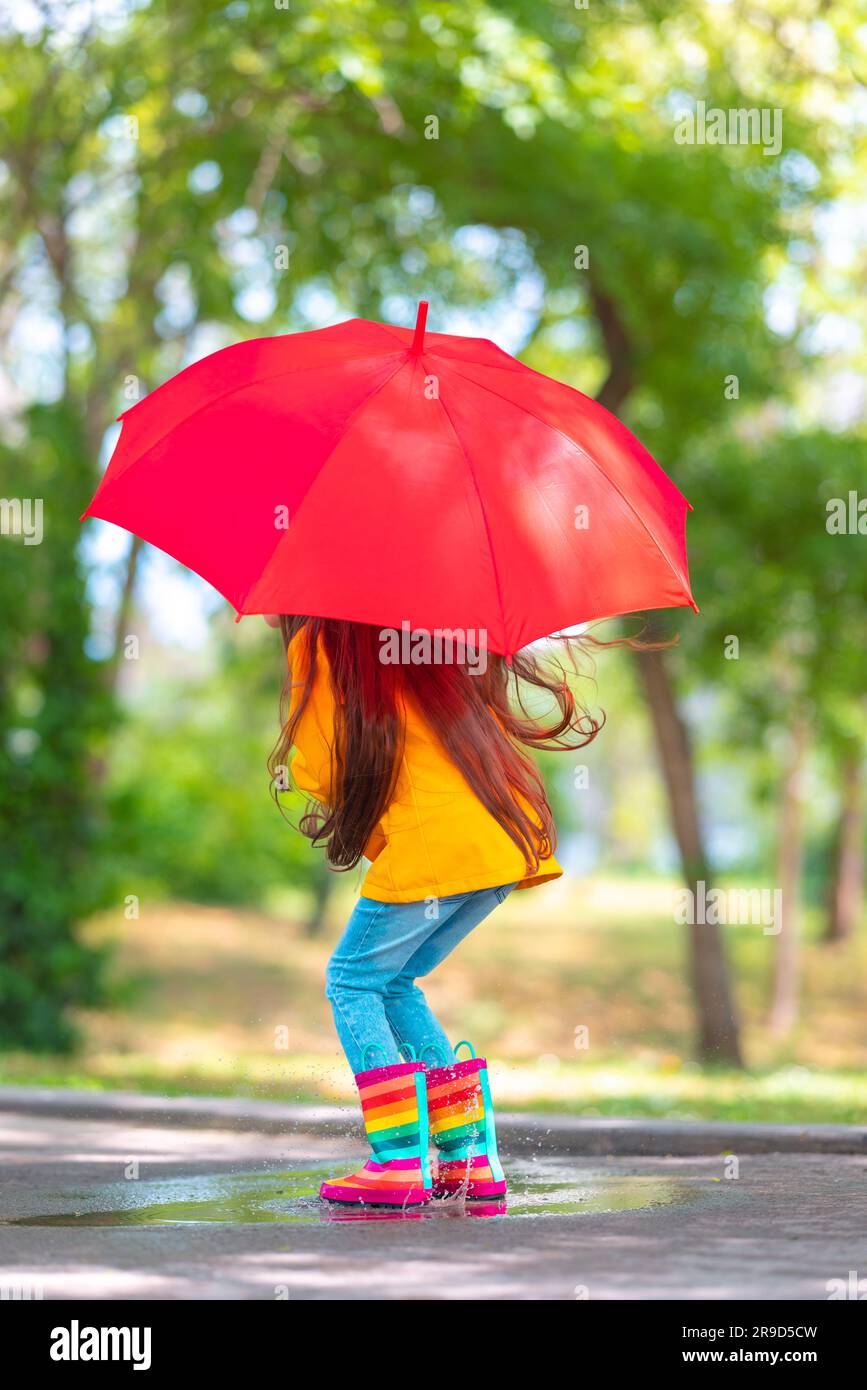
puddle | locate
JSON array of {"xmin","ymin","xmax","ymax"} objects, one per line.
[{"xmin": 8, "ymin": 1160, "xmax": 708, "ymax": 1226}]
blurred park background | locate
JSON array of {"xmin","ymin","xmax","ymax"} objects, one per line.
[{"xmin": 1, "ymin": 0, "xmax": 866, "ymax": 1122}]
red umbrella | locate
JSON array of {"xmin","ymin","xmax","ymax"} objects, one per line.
[{"xmin": 82, "ymin": 301, "xmax": 696, "ymax": 656}]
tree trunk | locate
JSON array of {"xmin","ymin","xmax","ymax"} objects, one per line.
[
  {"xmin": 590, "ymin": 282, "xmax": 635, "ymax": 412},
  {"xmin": 825, "ymin": 752, "xmax": 863, "ymax": 943},
  {"xmin": 635, "ymin": 646, "xmax": 743, "ymax": 1065},
  {"xmin": 304, "ymin": 858, "xmax": 335, "ymax": 938},
  {"xmin": 586, "ymin": 286, "xmax": 742, "ymax": 1066},
  {"xmin": 768, "ymin": 720, "xmax": 809, "ymax": 1035},
  {"xmin": 106, "ymin": 533, "xmax": 143, "ymax": 692}
]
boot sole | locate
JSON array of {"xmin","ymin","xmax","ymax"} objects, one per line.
[
  {"xmin": 319, "ymin": 1183, "xmax": 432, "ymax": 1206},
  {"xmin": 433, "ymin": 1179, "xmax": 508, "ymax": 1199}
]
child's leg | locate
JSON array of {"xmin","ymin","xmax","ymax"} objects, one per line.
[
  {"xmin": 320, "ymin": 885, "xmax": 515, "ymax": 1206},
  {"xmin": 325, "ymin": 886, "xmax": 514, "ymax": 1075},
  {"xmin": 383, "ymin": 884, "xmax": 516, "ymax": 1065},
  {"xmin": 325, "ymin": 894, "xmax": 462, "ymax": 1074}
]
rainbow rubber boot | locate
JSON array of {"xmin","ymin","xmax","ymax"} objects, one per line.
[
  {"xmin": 426, "ymin": 1041, "xmax": 507, "ymax": 1199},
  {"xmin": 319, "ymin": 1051, "xmax": 432, "ymax": 1207}
]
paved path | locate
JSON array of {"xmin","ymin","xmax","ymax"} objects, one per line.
[
  {"xmin": 1, "ymin": 1104, "xmax": 865, "ymax": 1299},
  {"xmin": 3, "ymin": 1085, "xmax": 865, "ymax": 1154}
]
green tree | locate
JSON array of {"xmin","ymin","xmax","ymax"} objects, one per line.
[
  {"xmin": 0, "ymin": 405, "xmax": 112, "ymax": 1048},
  {"xmin": 1, "ymin": 0, "xmax": 863, "ymax": 1061}
]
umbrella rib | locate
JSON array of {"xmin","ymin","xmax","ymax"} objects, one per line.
[
  {"xmin": 234, "ymin": 355, "xmax": 410, "ymax": 613},
  {"xmin": 437, "ymin": 359, "xmax": 695, "ymax": 608},
  {"xmin": 365, "ymin": 320, "xmax": 416, "ymax": 350},
  {"xmin": 431, "ymin": 361, "xmax": 601, "ymax": 619},
  {"xmin": 432, "ymin": 386, "xmax": 511, "ymax": 656},
  {"xmin": 106, "ymin": 350, "xmax": 406, "ymax": 491}
]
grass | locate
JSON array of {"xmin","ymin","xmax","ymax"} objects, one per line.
[{"xmin": 2, "ymin": 876, "xmax": 866, "ymax": 1124}]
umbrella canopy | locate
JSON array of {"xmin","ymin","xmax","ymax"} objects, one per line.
[{"xmin": 82, "ymin": 302, "xmax": 696, "ymax": 656}]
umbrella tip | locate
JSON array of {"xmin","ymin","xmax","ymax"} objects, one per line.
[{"xmin": 411, "ymin": 300, "xmax": 429, "ymax": 354}]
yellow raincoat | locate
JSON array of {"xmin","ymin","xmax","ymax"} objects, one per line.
[{"xmin": 286, "ymin": 628, "xmax": 562, "ymax": 903}]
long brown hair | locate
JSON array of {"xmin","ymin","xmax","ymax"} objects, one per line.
[{"xmin": 269, "ymin": 616, "xmax": 625, "ymax": 876}]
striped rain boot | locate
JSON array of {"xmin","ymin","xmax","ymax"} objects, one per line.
[
  {"xmin": 426, "ymin": 1041, "xmax": 507, "ymax": 1199},
  {"xmin": 319, "ymin": 1054, "xmax": 432, "ymax": 1206}
]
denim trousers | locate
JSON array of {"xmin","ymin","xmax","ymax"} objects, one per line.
[{"xmin": 325, "ymin": 883, "xmax": 516, "ymax": 1075}]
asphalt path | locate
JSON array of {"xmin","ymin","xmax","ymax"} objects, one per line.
[{"xmin": 1, "ymin": 1104, "xmax": 865, "ymax": 1300}]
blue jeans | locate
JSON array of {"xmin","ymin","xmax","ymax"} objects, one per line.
[{"xmin": 325, "ymin": 884, "xmax": 517, "ymax": 1075}]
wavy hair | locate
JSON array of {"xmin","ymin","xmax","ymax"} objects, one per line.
[{"xmin": 269, "ymin": 616, "xmax": 643, "ymax": 875}]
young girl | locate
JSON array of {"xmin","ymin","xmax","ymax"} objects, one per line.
[{"xmin": 266, "ymin": 614, "xmax": 600, "ymax": 1206}]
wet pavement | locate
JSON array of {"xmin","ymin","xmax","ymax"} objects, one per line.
[
  {"xmin": 7, "ymin": 1159, "xmax": 700, "ymax": 1227},
  {"xmin": 1, "ymin": 1108, "xmax": 865, "ymax": 1299}
]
